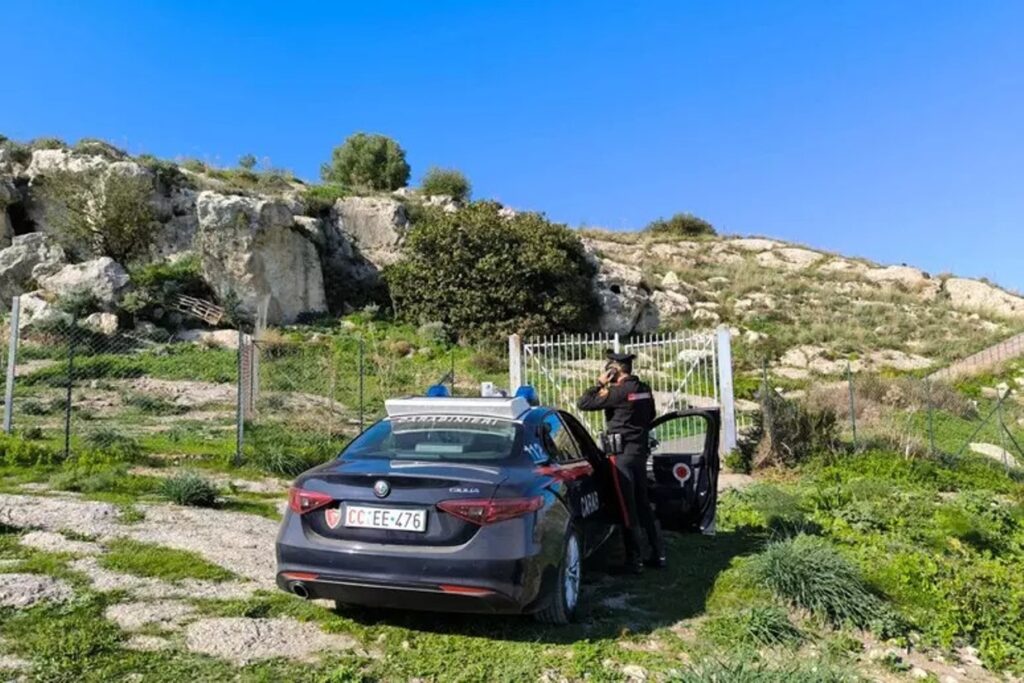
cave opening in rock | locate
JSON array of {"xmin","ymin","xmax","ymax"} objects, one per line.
[
  {"xmin": 6, "ymin": 202, "xmax": 35, "ymax": 236},
  {"xmin": 609, "ymin": 284, "xmax": 621, "ymax": 294}
]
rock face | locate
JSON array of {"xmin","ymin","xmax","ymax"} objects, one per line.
[
  {"xmin": 331, "ymin": 196, "xmax": 408, "ymax": 268},
  {"xmin": 0, "ymin": 233, "xmax": 66, "ymax": 301},
  {"xmin": 196, "ymin": 192, "xmax": 326, "ymax": 324},
  {"xmin": 944, "ymin": 278, "xmax": 1024, "ymax": 319},
  {"xmin": 591, "ymin": 259, "xmax": 658, "ymax": 334},
  {"xmin": 38, "ymin": 257, "xmax": 130, "ymax": 308}
]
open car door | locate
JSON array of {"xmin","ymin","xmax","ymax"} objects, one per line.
[{"xmin": 647, "ymin": 408, "xmax": 721, "ymax": 535}]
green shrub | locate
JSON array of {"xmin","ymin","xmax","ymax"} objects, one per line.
[
  {"xmin": 0, "ymin": 435, "xmax": 64, "ymax": 466},
  {"xmin": 160, "ymin": 471, "xmax": 219, "ymax": 507},
  {"xmin": 124, "ymin": 393, "xmax": 188, "ymax": 415},
  {"xmin": 73, "ymin": 138, "xmax": 128, "ymax": 160},
  {"xmin": 0, "ymin": 139, "xmax": 31, "ymax": 165},
  {"xmin": 386, "ymin": 202, "xmax": 599, "ymax": 338},
  {"xmin": 320, "ymin": 132, "xmax": 410, "ymax": 191},
  {"xmin": 301, "ymin": 183, "xmax": 351, "ymax": 214},
  {"xmin": 29, "ymin": 137, "xmax": 68, "ymax": 151},
  {"xmin": 749, "ymin": 534, "xmax": 897, "ymax": 630},
  {"xmin": 416, "ymin": 321, "xmax": 450, "ymax": 345},
  {"xmin": 673, "ymin": 659, "xmax": 849, "ymax": 683},
  {"xmin": 35, "ymin": 167, "xmax": 158, "ymax": 263},
  {"xmin": 49, "ymin": 466, "xmax": 128, "ymax": 493},
  {"xmin": 82, "ymin": 429, "xmax": 144, "ymax": 463},
  {"xmin": 701, "ymin": 606, "xmax": 803, "ymax": 648},
  {"xmin": 420, "ymin": 166, "xmax": 471, "ymax": 201},
  {"xmin": 644, "ymin": 212, "xmax": 716, "ymax": 237},
  {"xmin": 238, "ymin": 153, "xmax": 257, "ymax": 170},
  {"xmin": 54, "ymin": 288, "xmax": 102, "ymax": 318}
]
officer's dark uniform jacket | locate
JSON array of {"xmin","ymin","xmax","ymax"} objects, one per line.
[
  {"xmin": 576, "ymin": 376, "xmax": 655, "ymax": 451},
  {"xmin": 577, "ymin": 374, "xmax": 664, "ymax": 565}
]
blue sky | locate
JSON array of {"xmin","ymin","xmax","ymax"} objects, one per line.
[{"xmin": 3, "ymin": 1, "xmax": 1022, "ymax": 291}]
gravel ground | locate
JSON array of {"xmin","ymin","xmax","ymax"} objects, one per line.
[
  {"xmin": 104, "ymin": 600, "xmax": 196, "ymax": 632},
  {"xmin": 0, "ymin": 573, "xmax": 74, "ymax": 609},
  {"xmin": 183, "ymin": 618, "xmax": 359, "ymax": 665},
  {"xmin": 20, "ymin": 530, "xmax": 102, "ymax": 556}
]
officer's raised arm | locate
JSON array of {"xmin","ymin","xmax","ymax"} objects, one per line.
[{"xmin": 577, "ymin": 380, "xmax": 626, "ymax": 411}]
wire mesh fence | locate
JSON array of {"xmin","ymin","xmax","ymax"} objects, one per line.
[{"xmin": 743, "ymin": 361, "xmax": 1024, "ymax": 473}]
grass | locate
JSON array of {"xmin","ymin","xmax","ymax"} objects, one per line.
[
  {"xmin": 747, "ymin": 534, "xmax": 896, "ymax": 630},
  {"xmin": 159, "ymin": 471, "xmax": 219, "ymax": 507},
  {"xmin": 99, "ymin": 538, "xmax": 236, "ymax": 582}
]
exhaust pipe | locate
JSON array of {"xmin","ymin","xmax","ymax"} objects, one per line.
[{"xmin": 291, "ymin": 582, "xmax": 309, "ymax": 599}]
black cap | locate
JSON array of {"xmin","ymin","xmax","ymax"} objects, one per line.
[{"xmin": 605, "ymin": 350, "xmax": 636, "ymax": 364}]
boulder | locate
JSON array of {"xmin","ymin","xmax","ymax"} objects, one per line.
[
  {"xmin": 592, "ymin": 259, "xmax": 658, "ymax": 334},
  {"xmin": 195, "ymin": 192, "xmax": 326, "ymax": 325},
  {"xmin": 0, "ymin": 233, "xmax": 67, "ymax": 301},
  {"xmin": 721, "ymin": 238, "xmax": 782, "ymax": 252},
  {"xmin": 651, "ymin": 289, "xmax": 691, "ymax": 318},
  {"xmin": 944, "ymin": 278, "xmax": 1024, "ymax": 319},
  {"xmin": 82, "ymin": 311, "xmax": 119, "ymax": 335},
  {"xmin": 330, "ymin": 196, "xmax": 408, "ymax": 267},
  {"xmin": 38, "ymin": 257, "xmax": 130, "ymax": 308},
  {"xmin": 863, "ymin": 265, "xmax": 928, "ymax": 288},
  {"xmin": 17, "ymin": 291, "xmax": 70, "ymax": 330},
  {"xmin": 755, "ymin": 247, "xmax": 821, "ymax": 271},
  {"xmin": 424, "ymin": 194, "xmax": 459, "ymax": 213}
]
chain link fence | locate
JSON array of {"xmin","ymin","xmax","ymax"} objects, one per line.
[{"xmin": 740, "ymin": 360, "xmax": 1024, "ymax": 473}]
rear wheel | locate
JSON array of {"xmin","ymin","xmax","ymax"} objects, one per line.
[{"xmin": 535, "ymin": 529, "xmax": 581, "ymax": 624}]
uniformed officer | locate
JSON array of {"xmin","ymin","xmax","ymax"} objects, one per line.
[{"xmin": 577, "ymin": 350, "xmax": 666, "ymax": 574}]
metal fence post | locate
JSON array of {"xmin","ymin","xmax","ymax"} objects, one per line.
[
  {"xmin": 234, "ymin": 327, "xmax": 244, "ymax": 466},
  {"xmin": 358, "ymin": 338, "xmax": 365, "ymax": 432},
  {"xmin": 508, "ymin": 334, "xmax": 522, "ymax": 392},
  {"xmin": 716, "ymin": 326, "xmax": 737, "ymax": 453},
  {"xmin": 926, "ymin": 378, "xmax": 936, "ymax": 456},
  {"xmin": 847, "ymin": 362, "xmax": 858, "ymax": 452},
  {"xmin": 63, "ymin": 317, "xmax": 77, "ymax": 460},
  {"xmin": 3, "ymin": 297, "xmax": 20, "ymax": 434}
]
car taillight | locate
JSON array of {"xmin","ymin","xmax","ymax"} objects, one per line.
[
  {"xmin": 437, "ymin": 497, "xmax": 543, "ymax": 525},
  {"xmin": 288, "ymin": 487, "xmax": 333, "ymax": 515}
]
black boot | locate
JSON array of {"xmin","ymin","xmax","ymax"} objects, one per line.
[{"xmin": 644, "ymin": 554, "xmax": 667, "ymax": 569}]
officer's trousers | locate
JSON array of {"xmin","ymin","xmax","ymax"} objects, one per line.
[{"xmin": 613, "ymin": 448, "xmax": 664, "ymax": 562}]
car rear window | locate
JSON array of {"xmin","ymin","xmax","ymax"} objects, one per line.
[{"xmin": 341, "ymin": 416, "xmax": 522, "ymax": 462}]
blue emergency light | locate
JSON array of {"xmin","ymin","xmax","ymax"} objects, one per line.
[
  {"xmin": 514, "ymin": 385, "xmax": 540, "ymax": 406},
  {"xmin": 426, "ymin": 384, "xmax": 451, "ymax": 397}
]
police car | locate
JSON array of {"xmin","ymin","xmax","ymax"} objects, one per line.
[{"xmin": 275, "ymin": 385, "xmax": 720, "ymax": 624}]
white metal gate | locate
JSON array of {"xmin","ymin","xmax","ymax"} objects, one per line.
[{"xmin": 508, "ymin": 327, "xmax": 737, "ymax": 452}]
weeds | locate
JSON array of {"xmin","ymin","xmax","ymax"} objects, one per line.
[
  {"xmin": 748, "ymin": 534, "xmax": 897, "ymax": 631},
  {"xmin": 159, "ymin": 471, "xmax": 219, "ymax": 507},
  {"xmin": 99, "ymin": 538, "xmax": 235, "ymax": 582},
  {"xmin": 701, "ymin": 606, "xmax": 803, "ymax": 648}
]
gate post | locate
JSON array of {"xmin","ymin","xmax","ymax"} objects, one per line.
[
  {"xmin": 3, "ymin": 297, "xmax": 20, "ymax": 434},
  {"xmin": 716, "ymin": 326, "xmax": 737, "ymax": 453},
  {"xmin": 508, "ymin": 334, "xmax": 523, "ymax": 392}
]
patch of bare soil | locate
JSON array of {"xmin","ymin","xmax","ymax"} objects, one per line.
[
  {"xmin": 183, "ymin": 617, "xmax": 359, "ymax": 665},
  {"xmin": 0, "ymin": 573, "xmax": 74, "ymax": 609}
]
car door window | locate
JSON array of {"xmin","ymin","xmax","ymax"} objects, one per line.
[{"xmin": 542, "ymin": 413, "xmax": 583, "ymax": 464}]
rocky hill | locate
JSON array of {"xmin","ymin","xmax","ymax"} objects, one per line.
[{"xmin": 1, "ymin": 137, "xmax": 1022, "ymax": 379}]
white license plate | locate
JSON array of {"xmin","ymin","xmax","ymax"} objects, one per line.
[{"xmin": 344, "ymin": 505, "xmax": 427, "ymax": 532}]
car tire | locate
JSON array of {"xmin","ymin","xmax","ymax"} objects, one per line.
[{"xmin": 534, "ymin": 528, "xmax": 582, "ymax": 625}]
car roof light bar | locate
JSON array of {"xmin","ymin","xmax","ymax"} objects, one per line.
[{"xmin": 384, "ymin": 396, "xmax": 531, "ymax": 421}]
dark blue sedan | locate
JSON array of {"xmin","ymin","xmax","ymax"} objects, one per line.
[{"xmin": 275, "ymin": 388, "xmax": 719, "ymax": 624}]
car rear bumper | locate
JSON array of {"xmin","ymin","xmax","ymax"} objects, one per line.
[
  {"xmin": 275, "ymin": 515, "xmax": 554, "ymax": 614},
  {"xmin": 276, "ymin": 571, "xmax": 525, "ymax": 613}
]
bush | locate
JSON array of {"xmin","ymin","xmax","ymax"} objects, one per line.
[
  {"xmin": 644, "ymin": 212, "xmax": 716, "ymax": 237},
  {"xmin": 0, "ymin": 139, "xmax": 31, "ymax": 165},
  {"xmin": 301, "ymin": 183, "xmax": 350, "ymax": 215},
  {"xmin": 160, "ymin": 471, "xmax": 219, "ymax": 507},
  {"xmin": 238, "ymin": 153, "xmax": 257, "ymax": 170},
  {"xmin": 386, "ymin": 202, "xmax": 600, "ymax": 338},
  {"xmin": 29, "ymin": 137, "xmax": 68, "ymax": 151},
  {"xmin": 123, "ymin": 255, "xmax": 213, "ymax": 317},
  {"xmin": 0, "ymin": 435, "xmax": 64, "ymax": 466},
  {"xmin": 54, "ymin": 288, "xmax": 102, "ymax": 318},
  {"xmin": 82, "ymin": 429, "xmax": 144, "ymax": 463},
  {"xmin": 416, "ymin": 321, "xmax": 450, "ymax": 345},
  {"xmin": 420, "ymin": 166, "xmax": 471, "ymax": 202},
  {"xmin": 73, "ymin": 138, "xmax": 128, "ymax": 160},
  {"xmin": 320, "ymin": 132, "xmax": 410, "ymax": 191},
  {"xmin": 749, "ymin": 534, "xmax": 898, "ymax": 630},
  {"xmin": 35, "ymin": 167, "xmax": 158, "ymax": 263}
]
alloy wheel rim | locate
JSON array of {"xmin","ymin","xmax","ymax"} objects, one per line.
[{"xmin": 563, "ymin": 534, "xmax": 581, "ymax": 611}]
